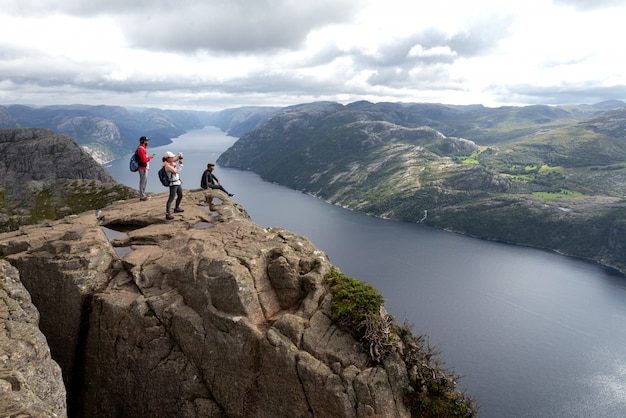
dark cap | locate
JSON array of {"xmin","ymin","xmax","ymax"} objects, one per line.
[{"xmin": 139, "ymin": 136, "xmax": 149, "ymax": 142}]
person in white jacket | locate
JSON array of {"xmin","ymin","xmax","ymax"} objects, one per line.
[{"xmin": 162, "ymin": 151, "xmax": 184, "ymax": 220}]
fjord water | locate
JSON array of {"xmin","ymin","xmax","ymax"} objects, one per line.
[{"xmin": 106, "ymin": 127, "xmax": 626, "ymax": 418}]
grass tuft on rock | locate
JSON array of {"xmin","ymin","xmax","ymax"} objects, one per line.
[{"xmin": 324, "ymin": 267, "xmax": 477, "ymax": 417}]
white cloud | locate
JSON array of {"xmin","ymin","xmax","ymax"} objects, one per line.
[{"xmin": 1, "ymin": 0, "xmax": 626, "ymax": 110}]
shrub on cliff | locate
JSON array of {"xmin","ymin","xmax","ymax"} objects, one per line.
[{"xmin": 324, "ymin": 267, "xmax": 476, "ymax": 417}]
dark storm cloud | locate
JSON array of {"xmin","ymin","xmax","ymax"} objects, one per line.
[
  {"xmin": 125, "ymin": 1, "xmax": 360, "ymax": 53},
  {"xmin": 0, "ymin": 0, "xmax": 362, "ymax": 109},
  {"xmin": 5, "ymin": 0, "xmax": 360, "ymax": 54},
  {"xmin": 3, "ymin": 0, "xmax": 626, "ymax": 109}
]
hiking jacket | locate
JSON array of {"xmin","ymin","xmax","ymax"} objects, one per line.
[
  {"xmin": 200, "ymin": 170, "xmax": 219, "ymax": 189},
  {"xmin": 164, "ymin": 162, "xmax": 182, "ymax": 186},
  {"xmin": 137, "ymin": 145, "xmax": 150, "ymax": 170}
]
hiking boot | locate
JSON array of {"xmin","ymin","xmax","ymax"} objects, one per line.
[
  {"xmin": 140, "ymin": 196, "xmax": 151, "ymax": 201},
  {"xmin": 165, "ymin": 214, "xmax": 174, "ymax": 220},
  {"xmin": 174, "ymin": 208, "xmax": 184, "ymax": 213}
]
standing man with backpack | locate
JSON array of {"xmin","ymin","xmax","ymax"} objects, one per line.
[{"xmin": 137, "ymin": 136, "xmax": 155, "ymax": 201}]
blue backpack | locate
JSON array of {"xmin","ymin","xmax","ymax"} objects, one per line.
[
  {"xmin": 158, "ymin": 167, "xmax": 172, "ymax": 187},
  {"xmin": 129, "ymin": 151, "xmax": 139, "ymax": 172}
]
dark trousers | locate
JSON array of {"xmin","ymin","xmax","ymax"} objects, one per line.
[
  {"xmin": 207, "ymin": 184, "xmax": 230, "ymax": 194},
  {"xmin": 166, "ymin": 184, "xmax": 183, "ymax": 214}
]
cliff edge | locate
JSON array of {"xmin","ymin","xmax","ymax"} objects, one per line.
[
  {"xmin": 0, "ymin": 260, "xmax": 67, "ymax": 417},
  {"xmin": 0, "ymin": 189, "xmax": 474, "ymax": 417}
]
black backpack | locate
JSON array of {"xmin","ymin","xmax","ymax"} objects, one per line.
[{"xmin": 158, "ymin": 167, "xmax": 171, "ymax": 187}]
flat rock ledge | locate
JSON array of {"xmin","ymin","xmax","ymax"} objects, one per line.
[{"xmin": 0, "ymin": 189, "xmax": 413, "ymax": 417}]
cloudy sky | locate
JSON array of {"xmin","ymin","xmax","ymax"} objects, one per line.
[{"xmin": 2, "ymin": 0, "xmax": 626, "ymax": 111}]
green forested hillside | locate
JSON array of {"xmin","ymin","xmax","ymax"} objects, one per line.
[{"xmin": 218, "ymin": 101, "xmax": 626, "ymax": 274}]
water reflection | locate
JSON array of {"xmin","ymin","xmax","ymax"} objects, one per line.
[
  {"xmin": 193, "ymin": 222, "xmax": 213, "ymax": 229},
  {"xmin": 100, "ymin": 226, "xmax": 132, "ymax": 258}
]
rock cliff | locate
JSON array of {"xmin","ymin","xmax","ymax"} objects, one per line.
[
  {"xmin": 0, "ymin": 128, "xmax": 137, "ymax": 232},
  {"xmin": 0, "ymin": 260, "xmax": 67, "ymax": 417},
  {"xmin": 0, "ymin": 189, "xmax": 474, "ymax": 417}
]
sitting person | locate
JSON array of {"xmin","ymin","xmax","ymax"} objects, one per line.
[{"xmin": 200, "ymin": 163, "xmax": 233, "ymax": 197}]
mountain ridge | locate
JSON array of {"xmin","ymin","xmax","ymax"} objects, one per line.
[
  {"xmin": 0, "ymin": 104, "xmax": 278, "ymax": 163},
  {"xmin": 0, "ymin": 128, "xmax": 137, "ymax": 231},
  {"xmin": 3, "ymin": 100, "xmax": 626, "ymax": 272},
  {"xmin": 217, "ymin": 100, "xmax": 626, "ymax": 274}
]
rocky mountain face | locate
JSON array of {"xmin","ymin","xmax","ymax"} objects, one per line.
[
  {"xmin": 198, "ymin": 106, "xmax": 280, "ymax": 137},
  {"xmin": 0, "ymin": 128, "xmax": 137, "ymax": 232},
  {"xmin": 0, "ymin": 260, "xmax": 67, "ymax": 417},
  {"xmin": 217, "ymin": 101, "xmax": 626, "ymax": 274},
  {"xmin": 0, "ymin": 189, "xmax": 474, "ymax": 417},
  {"xmin": 0, "ymin": 105, "xmax": 206, "ymax": 163},
  {"xmin": 0, "ymin": 104, "xmax": 279, "ymax": 163}
]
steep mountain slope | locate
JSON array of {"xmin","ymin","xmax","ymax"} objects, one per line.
[
  {"xmin": 0, "ymin": 104, "xmax": 280, "ymax": 163},
  {"xmin": 2, "ymin": 105, "xmax": 208, "ymax": 162},
  {"xmin": 197, "ymin": 106, "xmax": 280, "ymax": 137},
  {"xmin": 218, "ymin": 101, "xmax": 626, "ymax": 274},
  {"xmin": 0, "ymin": 128, "xmax": 136, "ymax": 231}
]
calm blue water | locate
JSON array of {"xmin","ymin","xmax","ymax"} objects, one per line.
[{"xmin": 106, "ymin": 127, "xmax": 626, "ymax": 418}]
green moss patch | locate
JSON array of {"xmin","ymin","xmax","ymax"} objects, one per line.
[{"xmin": 324, "ymin": 267, "xmax": 476, "ymax": 417}]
